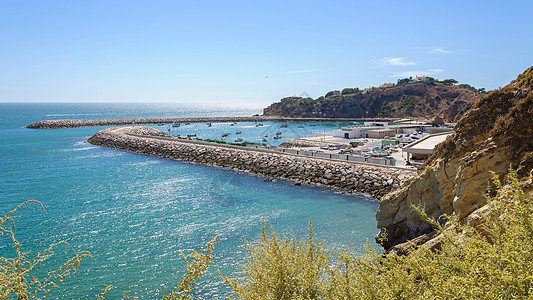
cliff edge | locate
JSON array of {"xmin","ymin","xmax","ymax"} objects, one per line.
[{"xmin": 376, "ymin": 67, "xmax": 533, "ymax": 251}]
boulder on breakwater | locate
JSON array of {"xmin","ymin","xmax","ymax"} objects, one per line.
[
  {"xmin": 87, "ymin": 126, "xmax": 415, "ymax": 199},
  {"xmin": 278, "ymin": 138, "xmax": 326, "ymax": 148}
]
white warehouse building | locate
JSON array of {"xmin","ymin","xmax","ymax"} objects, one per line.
[{"xmin": 332, "ymin": 122, "xmax": 396, "ymax": 139}]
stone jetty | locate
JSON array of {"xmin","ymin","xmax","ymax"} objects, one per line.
[
  {"xmin": 88, "ymin": 126, "xmax": 415, "ymax": 198},
  {"xmin": 26, "ymin": 116, "xmax": 378, "ymax": 129}
]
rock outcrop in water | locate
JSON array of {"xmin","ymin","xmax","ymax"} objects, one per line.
[
  {"xmin": 376, "ymin": 67, "xmax": 533, "ymax": 251},
  {"xmin": 87, "ymin": 126, "xmax": 415, "ymax": 198}
]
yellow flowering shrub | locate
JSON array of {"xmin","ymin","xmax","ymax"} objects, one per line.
[
  {"xmin": 2, "ymin": 169, "xmax": 531, "ymax": 299},
  {"xmin": 225, "ymin": 169, "xmax": 533, "ymax": 299}
]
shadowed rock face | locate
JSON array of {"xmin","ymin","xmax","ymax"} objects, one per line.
[{"xmin": 376, "ymin": 67, "xmax": 533, "ymax": 251}]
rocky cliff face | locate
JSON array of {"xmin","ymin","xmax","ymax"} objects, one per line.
[
  {"xmin": 376, "ymin": 67, "xmax": 533, "ymax": 251},
  {"xmin": 263, "ymin": 82, "xmax": 480, "ymax": 122}
]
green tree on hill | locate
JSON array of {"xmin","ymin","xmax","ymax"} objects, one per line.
[
  {"xmin": 397, "ymin": 78, "xmax": 411, "ymax": 85},
  {"xmin": 443, "ymin": 78, "xmax": 458, "ymax": 85},
  {"xmin": 341, "ymin": 88, "xmax": 360, "ymax": 95},
  {"xmin": 324, "ymin": 91, "xmax": 335, "ymax": 98}
]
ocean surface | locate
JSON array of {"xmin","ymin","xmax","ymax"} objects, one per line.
[{"xmin": 0, "ymin": 102, "xmax": 379, "ymax": 299}]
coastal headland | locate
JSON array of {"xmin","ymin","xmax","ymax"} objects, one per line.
[
  {"xmin": 87, "ymin": 126, "xmax": 415, "ymax": 198},
  {"xmin": 26, "ymin": 116, "xmax": 390, "ymax": 129}
]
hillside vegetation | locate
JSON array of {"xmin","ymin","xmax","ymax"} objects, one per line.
[{"xmin": 263, "ymin": 79, "xmax": 485, "ymax": 122}]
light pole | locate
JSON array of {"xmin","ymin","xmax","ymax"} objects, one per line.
[
  {"xmin": 320, "ymin": 113, "xmax": 325, "ymax": 143},
  {"xmin": 323, "ymin": 114, "xmax": 326, "ymax": 143}
]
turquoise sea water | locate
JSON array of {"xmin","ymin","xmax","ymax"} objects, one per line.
[{"xmin": 0, "ymin": 103, "xmax": 379, "ymax": 299}]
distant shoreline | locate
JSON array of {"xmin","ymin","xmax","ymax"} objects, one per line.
[{"xmin": 26, "ymin": 116, "xmax": 394, "ymax": 129}]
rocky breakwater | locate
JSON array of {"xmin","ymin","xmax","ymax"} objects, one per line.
[
  {"xmin": 87, "ymin": 126, "xmax": 414, "ymax": 198},
  {"xmin": 26, "ymin": 116, "xmax": 359, "ymax": 129},
  {"xmin": 27, "ymin": 117, "xmax": 276, "ymax": 129},
  {"xmin": 376, "ymin": 67, "xmax": 533, "ymax": 252}
]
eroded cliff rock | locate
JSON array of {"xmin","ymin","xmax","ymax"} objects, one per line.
[{"xmin": 376, "ymin": 67, "xmax": 533, "ymax": 251}]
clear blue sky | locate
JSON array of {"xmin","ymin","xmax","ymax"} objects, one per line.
[{"xmin": 1, "ymin": 0, "xmax": 531, "ymax": 104}]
